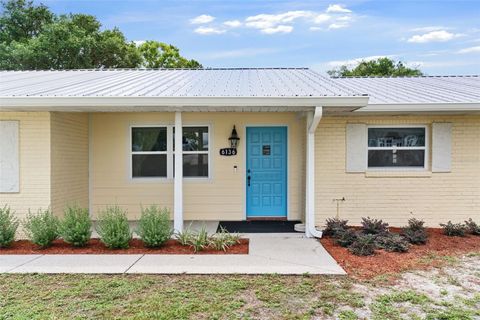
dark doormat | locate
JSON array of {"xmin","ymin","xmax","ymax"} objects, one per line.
[{"xmin": 218, "ymin": 220, "xmax": 301, "ymax": 233}]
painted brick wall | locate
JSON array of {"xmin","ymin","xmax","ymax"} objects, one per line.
[{"xmin": 314, "ymin": 114, "xmax": 480, "ymax": 227}]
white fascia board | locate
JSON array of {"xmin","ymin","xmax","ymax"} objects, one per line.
[
  {"xmin": 0, "ymin": 96, "xmax": 369, "ymax": 111},
  {"xmin": 356, "ymin": 103, "xmax": 480, "ymax": 113}
]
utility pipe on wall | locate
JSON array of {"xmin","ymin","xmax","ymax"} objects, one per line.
[{"xmin": 305, "ymin": 106, "xmax": 323, "ymax": 238}]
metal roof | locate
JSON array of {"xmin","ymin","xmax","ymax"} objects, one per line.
[
  {"xmin": 332, "ymin": 75, "xmax": 480, "ymax": 105},
  {"xmin": 0, "ymin": 68, "xmax": 361, "ymax": 98}
]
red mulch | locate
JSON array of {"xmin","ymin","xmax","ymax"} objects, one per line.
[
  {"xmin": 0, "ymin": 238, "xmax": 249, "ymax": 255},
  {"xmin": 320, "ymin": 228, "xmax": 480, "ymax": 279}
]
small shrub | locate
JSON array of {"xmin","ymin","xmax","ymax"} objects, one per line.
[
  {"xmin": 376, "ymin": 233, "xmax": 410, "ymax": 252},
  {"xmin": 402, "ymin": 218, "xmax": 428, "ymax": 244},
  {"xmin": 349, "ymin": 234, "xmax": 376, "ymax": 256},
  {"xmin": 209, "ymin": 226, "xmax": 241, "ymax": 251},
  {"xmin": 59, "ymin": 205, "xmax": 91, "ymax": 247},
  {"xmin": 335, "ymin": 228, "xmax": 358, "ymax": 247},
  {"xmin": 361, "ymin": 217, "xmax": 389, "ymax": 235},
  {"xmin": 23, "ymin": 208, "xmax": 59, "ymax": 248},
  {"xmin": 465, "ymin": 218, "xmax": 480, "ymax": 236},
  {"xmin": 323, "ymin": 218, "xmax": 349, "ymax": 237},
  {"xmin": 188, "ymin": 227, "xmax": 210, "ymax": 253},
  {"xmin": 0, "ymin": 205, "xmax": 19, "ymax": 248},
  {"xmin": 96, "ymin": 205, "xmax": 132, "ymax": 249},
  {"xmin": 440, "ymin": 221, "xmax": 466, "ymax": 237},
  {"xmin": 137, "ymin": 205, "xmax": 173, "ymax": 248},
  {"xmin": 175, "ymin": 227, "xmax": 194, "ymax": 246}
]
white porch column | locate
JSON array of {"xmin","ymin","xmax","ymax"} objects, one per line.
[
  {"xmin": 174, "ymin": 111, "xmax": 183, "ymax": 232},
  {"xmin": 305, "ymin": 107, "xmax": 323, "ymax": 238}
]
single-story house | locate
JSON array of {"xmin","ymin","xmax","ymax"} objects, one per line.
[{"xmin": 0, "ymin": 68, "xmax": 479, "ymax": 237}]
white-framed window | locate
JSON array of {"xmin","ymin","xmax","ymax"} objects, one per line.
[
  {"xmin": 367, "ymin": 125, "xmax": 427, "ymax": 169},
  {"xmin": 130, "ymin": 125, "xmax": 210, "ymax": 179}
]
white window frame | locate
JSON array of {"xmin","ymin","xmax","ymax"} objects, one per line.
[
  {"xmin": 129, "ymin": 124, "xmax": 211, "ymax": 180},
  {"xmin": 366, "ymin": 125, "xmax": 429, "ymax": 171}
]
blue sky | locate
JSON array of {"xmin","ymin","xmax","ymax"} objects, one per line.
[{"xmin": 39, "ymin": 0, "xmax": 480, "ymax": 75}]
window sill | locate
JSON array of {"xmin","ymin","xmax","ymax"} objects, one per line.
[{"xmin": 365, "ymin": 171, "xmax": 432, "ymax": 178}]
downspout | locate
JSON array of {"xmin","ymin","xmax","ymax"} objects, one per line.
[{"xmin": 305, "ymin": 106, "xmax": 323, "ymax": 238}]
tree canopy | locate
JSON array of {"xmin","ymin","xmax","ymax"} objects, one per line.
[
  {"xmin": 0, "ymin": 0, "xmax": 201, "ymax": 70},
  {"xmin": 327, "ymin": 57, "xmax": 423, "ymax": 77}
]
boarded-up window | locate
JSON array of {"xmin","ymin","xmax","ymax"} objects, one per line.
[{"xmin": 0, "ymin": 121, "xmax": 19, "ymax": 192}]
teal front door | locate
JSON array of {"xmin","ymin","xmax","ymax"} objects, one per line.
[{"xmin": 246, "ymin": 127, "xmax": 287, "ymax": 217}]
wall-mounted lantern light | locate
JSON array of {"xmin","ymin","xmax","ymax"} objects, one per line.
[{"xmin": 229, "ymin": 125, "xmax": 240, "ymax": 149}]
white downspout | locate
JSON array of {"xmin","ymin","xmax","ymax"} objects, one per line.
[
  {"xmin": 174, "ymin": 111, "xmax": 183, "ymax": 232},
  {"xmin": 305, "ymin": 106, "xmax": 323, "ymax": 238}
]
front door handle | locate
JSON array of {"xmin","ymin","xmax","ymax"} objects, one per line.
[{"xmin": 247, "ymin": 175, "xmax": 251, "ymax": 186}]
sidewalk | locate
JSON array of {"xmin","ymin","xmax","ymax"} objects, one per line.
[{"xmin": 0, "ymin": 234, "xmax": 345, "ymax": 275}]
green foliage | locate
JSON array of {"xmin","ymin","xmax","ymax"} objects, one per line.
[
  {"xmin": 327, "ymin": 57, "xmax": 424, "ymax": 77},
  {"xmin": 59, "ymin": 204, "xmax": 91, "ymax": 247},
  {"xmin": 23, "ymin": 208, "xmax": 59, "ymax": 248},
  {"xmin": 0, "ymin": 0, "xmax": 200, "ymax": 70},
  {"xmin": 138, "ymin": 40, "xmax": 202, "ymax": 68},
  {"xmin": 137, "ymin": 205, "xmax": 173, "ymax": 248},
  {"xmin": 402, "ymin": 218, "xmax": 428, "ymax": 244},
  {"xmin": 338, "ymin": 310, "xmax": 358, "ymax": 320},
  {"xmin": 348, "ymin": 234, "xmax": 376, "ymax": 256},
  {"xmin": 375, "ymin": 233, "xmax": 410, "ymax": 252},
  {"xmin": 335, "ymin": 228, "xmax": 358, "ymax": 247},
  {"xmin": 209, "ymin": 226, "xmax": 241, "ymax": 251},
  {"xmin": 187, "ymin": 226, "xmax": 210, "ymax": 253},
  {"xmin": 0, "ymin": 205, "xmax": 19, "ymax": 247},
  {"xmin": 440, "ymin": 221, "xmax": 466, "ymax": 237},
  {"xmin": 465, "ymin": 218, "xmax": 480, "ymax": 235},
  {"xmin": 96, "ymin": 206, "xmax": 132, "ymax": 249},
  {"xmin": 361, "ymin": 217, "xmax": 389, "ymax": 235},
  {"xmin": 323, "ymin": 217, "xmax": 349, "ymax": 237},
  {"xmin": 175, "ymin": 226, "xmax": 195, "ymax": 246}
]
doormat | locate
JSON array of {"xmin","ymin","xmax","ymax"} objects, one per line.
[{"xmin": 218, "ymin": 220, "xmax": 301, "ymax": 233}]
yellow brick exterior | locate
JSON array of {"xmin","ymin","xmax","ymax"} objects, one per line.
[{"xmin": 314, "ymin": 115, "xmax": 480, "ymax": 227}]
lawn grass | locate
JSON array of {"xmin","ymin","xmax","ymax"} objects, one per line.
[{"xmin": 1, "ymin": 256, "xmax": 479, "ymax": 319}]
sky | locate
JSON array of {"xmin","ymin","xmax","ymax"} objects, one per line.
[{"xmin": 38, "ymin": 0, "xmax": 480, "ymax": 75}]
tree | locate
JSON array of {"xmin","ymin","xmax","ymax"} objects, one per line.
[
  {"xmin": 327, "ymin": 57, "xmax": 423, "ymax": 77},
  {"xmin": 138, "ymin": 41, "xmax": 202, "ymax": 68},
  {"xmin": 0, "ymin": 0, "xmax": 200, "ymax": 70}
]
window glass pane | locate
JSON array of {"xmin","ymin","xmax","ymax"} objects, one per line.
[
  {"xmin": 368, "ymin": 128, "xmax": 425, "ymax": 147},
  {"xmin": 132, "ymin": 154, "xmax": 167, "ymax": 177},
  {"xmin": 173, "ymin": 127, "xmax": 209, "ymax": 151},
  {"xmin": 368, "ymin": 150, "xmax": 425, "ymax": 167},
  {"xmin": 174, "ymin": 154, "xmax": 209, "ymax": 177},
  {"xmin": 132, "ymin": 127, "xmax": 167, "ymax": 152}
]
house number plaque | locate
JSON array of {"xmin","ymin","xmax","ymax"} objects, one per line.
[{"xmin": 219, "ymin": 148, "xmax": 237, "ymax": 156}]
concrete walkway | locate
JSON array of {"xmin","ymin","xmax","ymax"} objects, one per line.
[{"xmin": 0, "ymin": 234, "xmax": 345, "ymax": 275}]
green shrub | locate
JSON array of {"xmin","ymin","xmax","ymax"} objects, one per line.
[
  {"xmin": 335, "ymin": 228, "xmax": 358, "ymax": 247},
  {"xmin": 323, "ymin": 218, "xmax": 349, "ymax": 237},
  {"xmin": 209, "ymin": 226, "xmax": 241, "ymax": 251},
  {"xmin": 175, "ymin": 226, "xmax": 194, "ymax": 246},
  {"xmin": 137, "ymin": 205, "xmax": 173, "ymax": 248},
  {"xmin": 348, "ymin": 234, "xmax": 376, "ymax": 256},
  {"xmin": 361, "ymin": 217, "xmax": 389, "ymax": 235},
  {"xmin": 402, "ymin": 218, "xmax": 428, "ymax": 244},
  {"xmin": 188, "ymin": 226, "xmax": 209, "ymax": 253},
  {"xmin": 465, "ymin": 218, "xmax": 480, "ymax": 236},
  {"xmin": 440, "ymin": 221, "xmax": 466, "ymax": 237},
  {"xmin": 96, "ymin": 205, "xmax": 132, "ymax": 249},
  {"xmin": 23, "ymin": 208, "xmax": 59, "ymax": 248},
  {"xmin": 59, "ymin": 205, "xmax": 91, "ymax": 247},
  {"xmin": 0, "ymin": 205, "xmax": 19, "ymax": 248},
  {"xmin": 375, "ymin": 233, "xmax": 409, "ymax": 252}
]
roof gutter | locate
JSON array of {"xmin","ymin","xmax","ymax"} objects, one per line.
[
  {"xmin": 355, "ymin": 102, "xmax": 480, "ymax": 113},
  {"xmin": 0, "ymin": 96, "xmax": 369, "ymax": 111}
]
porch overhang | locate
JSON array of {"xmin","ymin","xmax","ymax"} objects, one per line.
[{"xmin": 0, "ymin": 96, "xmax": 369, "ymax": 112}]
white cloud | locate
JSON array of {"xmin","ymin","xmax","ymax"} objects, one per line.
[
  {"xmin": 327, "ymin": 55, "xmax": 397, "ymax": 67},
  {"xmin": 190, "ymin": 14, "xmax": 215, "ymax": 24},
  {"xmin": 337, "ymin": 15, "xmax": 352, "ymax": 22},
  {"xmin": 309, "ymin": 26, "xmax": 323, "ymax": 31},
  {"xmin": 224, "ymin": 20, "xmax": 242, "ymax": 28},
  {"xmin": 328, "ymin": 23, "xmax": 349, "ymax": 30},
  {"xmin": 133, "ymin": 40, "xmax": 146, "ymax": 47},
  {"xmin": 194, "ymin": 26, "xmax": 225, "ymax": 35},
  {"xmin": 326, "ymin": 4, "xmax": 352, "ymax": 13},
  {"xmin": 261, "ymin": 25, "xmax": 293, "ymax": 34},
  {"xmin": 245, "ymin": 11, "xmax": 313, "ymax": 30},
  {"xmin": 457, "ymin": 46, "xmax": 480, "ymax": 54},
  {"xmin": 313, "ymin": 14, "xmax": 331, "ymax": 24},
  {"xmin": 410, "ymin": 26, "xmax": 448, "ymax": 32},
  {"xmin": 407, "ymin": 30, "xmax": 463, "ymax": 43}
]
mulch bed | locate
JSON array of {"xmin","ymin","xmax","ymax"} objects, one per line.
[
  {"xmin": 0, "ymin": 238, "xmax": 249, "ymax": 255},
  {"xmin": 320, "ymin": 228, "xmax": 480, "ymax": 279}
]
